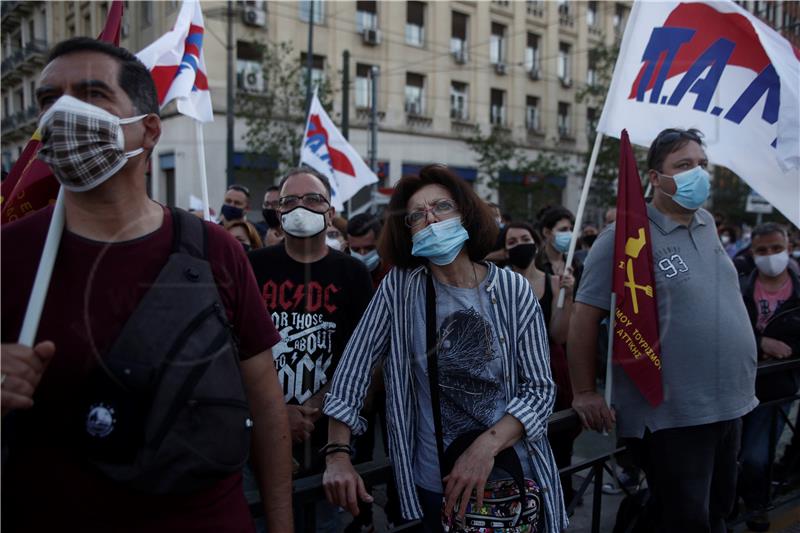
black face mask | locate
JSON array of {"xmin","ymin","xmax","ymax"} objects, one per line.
[
  {"xmin": 262, "ymin": 208, "xmax": 280, "ymax": 229},
  {"xmin": 221, "ymin": 204, "xmax": 244, "ymax": 221},
  {"xmin": 507, "ymin": 243, "xmax": 537, "ymax": 269},
  {"xmin": 241, "ymin": 242, "xmax": 252, "ymax": 253}
]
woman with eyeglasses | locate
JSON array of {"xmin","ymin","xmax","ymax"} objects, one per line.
[{"xmin": 321, "ymin": 165, "xmax": 567, "ymax": 533}]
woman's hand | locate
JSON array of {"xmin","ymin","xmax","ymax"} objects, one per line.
[
  {"xmin": 558, "ymin": 267, "xmax": 575, "ymax": 295},
  {"xmin": 322, "ymin": 453, "xmax": 373, "ymax": 516},
  {"xmin": 442, "ymin": 434, "xmax": 496, "ymax": 523}
]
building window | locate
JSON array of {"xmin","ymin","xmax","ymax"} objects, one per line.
[
  {"xmin": 526, "ymin": 0, "xmax": 544, "ymax": 17},
  {"xmin": 450, "ymin": 81, "xmax": 468, "ymax": 120},
  {"xmin": 525, "ymin": 33, "xmax": 540, "ymax": 73},
  {"xmin": 300, "ymin": 53, "xmax": 326, "ymax": 90},
  {"xmin": 356, "ymin": 1, "xmax": 377, "ymax": 32},
  {"xmin": 3, "ymin": 96, "xmax": 9, "ymax": 119},
  {"xmin": 28, "ymin": 81, "xmax": 36, "ymax": 108},
  {"xmin": 27, "ymin": 19, "xmax": 35, "ymax": 42},
  {"xmin": 490, "ymin": 22, "xmax": 506, "ymax": 64},
  {"xmin": 587, "ymin": 51, "xmax": 597, "ymax": 87},
  {"xmin": 451, "ymin": 11, "xmax": 468, "ymax": 61},
  {"xmin": 558, "ymin": 102, "xmax": 571, "ymax": 137},
  {"xmin": 67, "ymin": 23, "xmax": 76, "ymax": 38},
  {"xmin": 558, "ymin": 42, "xmax": 571, "ymax": 82},
  {"xmin": 406, "ymin": 1, "xmax": 425, "ymax": 47},
  {"xmin": 587, "ymin": 1, "xmax": 598, "ymax": 27},
  {"xmin": 237, "ymin": 41, "xmax": 264, "ymax": 93},
  {"xmin": 558, "ymin": 0, "xmax": 574, "ymax": 26},
  {"xmin": 355, "ymin": 63, "xmax": 376, "ymax": 108},
  {"xmin": 405, "ymin": 72, "xmax": 425, "ymax": 115},
  {"xmin": 83, "ymin": 11, "xmax": 92, "ymax": 34},
  {"xmin": 142, "ymin": 1, "xmax": 152, "ymax": 27},
  {"xmin": 763, "ymin": 2, "xmax": 777, "ymax": 25},
  {"xmin": 526, "ymin": 96, "xmax": 540, "ymax": 131},
  {"xmin": 587, "ymin": 107, "xmax": 598, "ymax": 132},
  {"xmin": 14, "ymin": 88, "xmax": 24, "ymax": 113},
  {"xmin": 490, "ymin": 88, "xmax": 505, "ymax": 126},
  {"xmin": 299, "ymin": 1, "xmax": 325, "ymax": 24},
  {"xmin": 614, "ymin": 4, "xmax": 627, "ymax": 32}
]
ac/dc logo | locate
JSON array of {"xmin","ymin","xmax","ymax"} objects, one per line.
[{"xmin": 261, "ymin": 280, "xmax": 339, "ymax": 313}]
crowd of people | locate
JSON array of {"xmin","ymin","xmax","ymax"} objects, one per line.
[{"xmin": 2, "ymin": 37, "xmax": 800, "ymax": 533}]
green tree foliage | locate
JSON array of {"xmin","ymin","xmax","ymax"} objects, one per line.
[
  {"xmin": 577, "ymin": 41, "xmax": 648, "ymax": 213},
  {"xmin": 237, "ymin": 41, "xmax": 335, "ymax": 178},
  {"xmin": 465, "ymin": 125, "xmax": 573, "ymax": 221}
]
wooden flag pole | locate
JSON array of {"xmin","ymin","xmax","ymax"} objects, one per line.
[
  {"xmin": 19, "ymin": 187, "xmax": 66, "ymax": 346},
  {"xmin": 195, "ymin": 120, "xmax": 212, "ymax": 222},
  {"xmin": 557, "ymin": 132, "xmax": 604, "ymax": 308}
]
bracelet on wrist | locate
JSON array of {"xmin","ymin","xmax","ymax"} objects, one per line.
[{"xmin": 319, "ymin": 442, "xmax": 353, "ymax": 457}]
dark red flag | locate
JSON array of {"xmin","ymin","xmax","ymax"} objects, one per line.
[
  {"xmin": 611, "ymin": 130, "xmax": 663, "ymax": 406},
  {"xmin": 1, "ymin": 1, "xmax": 124, "ymax": 224}
]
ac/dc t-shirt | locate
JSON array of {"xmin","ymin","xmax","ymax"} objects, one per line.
[
  {"xmin": 1, "ymin": 205, "xmax": 280, "ymax": 532},
  {"xmin": 248, "ymin": 243, "xmax": 374, "ymax": 405}
]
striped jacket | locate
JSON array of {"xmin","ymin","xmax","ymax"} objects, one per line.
[{"xmin": 324, "ymin": 262, "xmax": 569, "ymax": 532}]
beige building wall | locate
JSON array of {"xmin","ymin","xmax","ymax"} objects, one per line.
[{"xmin": 2, "ymin": 0, "xmax": 630, "ymax": 217}]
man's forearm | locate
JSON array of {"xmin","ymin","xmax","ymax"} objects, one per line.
[
  {"xmin": 243, "ymin": 353, "xmax": 294, "ymax": 532},
  {"xmin": 567, "ymin": 303, "xmax": 603, "ymax": 394},
  {"xmin": 304, "ymin": 381, "xmax": 332, "ymax": 412}
]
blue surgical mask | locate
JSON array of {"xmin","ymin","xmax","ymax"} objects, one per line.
[
  {"xmin": 352, "ymin": 249, "xmax": 380, "ymax": 271},
  {"xmin": 553, "ymin": 231, "xmax": 572, "ymax": 253},
  {"xmin": 411, "ymin": 217, "xmax": 469, "ymax": 266},
  {"xmin": 659, "ymin": 166, "xmax": 711, "ymax": 210}
]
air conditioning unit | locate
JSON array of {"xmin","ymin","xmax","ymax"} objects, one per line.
[
  {"xmin": 243, "ymin": 7, "xmax": 266, "ymax": 27},
  {"xmin": 528, "ymin": 68, "xmax": 541, "ymax": 81},
  {"xmin": 452, "ymin": 50, "xmax": 467, "ymax": 64},
  {"xmin": 242, "ymin": 69, "xmax": 263, "ymax": 92},
  {"xmin": 494, "ymin": 62, "xmax": 507, "ymax": 75},
  {"xmin": 560, "ymin": 77, "xmax": 573, "ymax": 88},
  {"xmin": 406, "ymin": 101, "xmax": 421, "ymax": 115},
  {"xmin": 362, "ymin": 28, "xmax": 382, "ymax": 46}
]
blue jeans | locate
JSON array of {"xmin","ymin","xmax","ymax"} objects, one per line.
[{"xmin": 739, "ymin": 402, "xmax": 791, "ymax": 509}]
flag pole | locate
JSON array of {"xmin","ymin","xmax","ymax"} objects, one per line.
[
  {"xmin": 18, "ymin": 187, "xmax": 66, "ymax": 346},
  {"xmin": 558, "ymin": 132, "xmax": 604, "ymax": 308},
  {"xmin": 195, "ymin": 120, "xmax": 212, "ymax": 222},
  {"xmin": 604, "ymin": 292, "xmax": 617, "ymax": 407}
]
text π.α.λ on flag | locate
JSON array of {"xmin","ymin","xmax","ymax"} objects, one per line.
[
  {"xmin": 136, "ymin": 0, "xmax": 213, "ymax": 123},
  {"xmin": 612, "ymin": 130, "xmax": 664, "ymax": 407},
  {"xmin": 300, "ymin": 93, "xmax": 379, "ymax": 211},
  {"xmin": 598, "ymin": 0, "xmax": 800, "ymax": 227}
]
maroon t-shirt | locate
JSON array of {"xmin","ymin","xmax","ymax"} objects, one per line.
[{"xmin": 1, "ymin": 205, "xmax": 280, "ymax": 532}]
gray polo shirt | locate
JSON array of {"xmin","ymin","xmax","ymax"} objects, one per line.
[{"xmin": 576, "ymin": 204, "xmax": 757, "ymax": 438}]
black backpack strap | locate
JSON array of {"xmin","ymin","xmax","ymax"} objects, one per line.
[
  {"xmin": 425, "ymin": 273, "xmax": 447, "ymax": 480},
  {"xmin": 169, "ymin": 207, "xmax": 207, "ymax": 259}
]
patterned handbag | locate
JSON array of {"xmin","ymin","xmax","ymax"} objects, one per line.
[{"xmin": 425, "ymin": 275, "xmax": 544, "ymax": 532}]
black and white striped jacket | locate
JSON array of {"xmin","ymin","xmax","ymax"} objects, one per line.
[{"xmin": 324, "ymin": 262, "xmax": 569, "ymax": 532}]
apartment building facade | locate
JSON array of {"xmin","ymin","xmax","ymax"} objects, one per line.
[{"xmin": 4, "ymin": 1, "xmax": 796, "ymax": 217}]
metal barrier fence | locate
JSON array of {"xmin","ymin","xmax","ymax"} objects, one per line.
[{"xmin": 251, "ymin": 358, "xmax": 800, "ymax": 532}]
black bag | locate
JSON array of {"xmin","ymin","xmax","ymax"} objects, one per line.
[
  {"xmin": 76, "ymin": 208, "xmax": 252, "ymax": 494},
  {"xmin": 425, "ymin": 274, "xmax": 543, "ymax": 532}
]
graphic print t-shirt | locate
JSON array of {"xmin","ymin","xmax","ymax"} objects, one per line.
[
  {"xmin": 249, "ymin": 243, "xmax": 374, "ymax": 405},
  {"xmin": 411, "ymin": 276, "xmax": 533, "ymax": 492},
  {"xmin": 754, "ymin": 277, "xmax": 792, "ymax": 332}
]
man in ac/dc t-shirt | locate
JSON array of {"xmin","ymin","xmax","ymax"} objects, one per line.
[{"xmin": 248, "ymin": 169, "xmax": 373, "ymax": 530}]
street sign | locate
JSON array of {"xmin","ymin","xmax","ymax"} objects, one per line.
[{"xmin": 745, "ymin": 191, "xmax": 774, "ymax": 214}]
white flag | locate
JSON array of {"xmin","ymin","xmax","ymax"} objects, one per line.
[
  {"xmin": 300, "ymin": 93, "xmax": 379, "ymax": 211},
  {"xmin": 136, "ymin": 0, "xmax": 213, "ymax": 123},
  {"xmin": 598, "ymin": 0, "xmax": 800, "ymax": 226}
]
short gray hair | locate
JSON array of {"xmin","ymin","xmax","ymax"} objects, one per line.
[{"xmin": 278, "ymin": 167, "xmax": 332, "ymax": 201}]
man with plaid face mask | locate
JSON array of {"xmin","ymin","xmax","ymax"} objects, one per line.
[{"xmin": 0, "ymin": 38, "xmax": 292, "ymax": 531}]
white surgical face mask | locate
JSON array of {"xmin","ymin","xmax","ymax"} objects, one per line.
[
  {"xmin": 325, "ymin": 237, "xmax": 342, "ymax": 251},
  {"xmin": 280, "ymin": 206, "xmax": 327, "ymax": 238},
  {"xmin": 754, "ymin": 250, "xmax": 790, "ymax": 277},
  {"xmin": 37, "ymin": 95, "xmax": 146, "ymax": 192}
]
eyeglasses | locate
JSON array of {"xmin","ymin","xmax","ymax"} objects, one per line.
[
  {"xmin": 405, "ymin": 199, "xmax": 457, "ymax": 228},
  {"xmin": 652, "ymin": 129, "xmax": 703, "ymax": 148},
  {"xmin": 326, "ymin": 229, "xmax": 342, "ymax": 240},
  {"xmin": 227, "ymin": 184, "xmax": 251, "ymax": 197},
  {"xmin": 279, "ymin": 193, "xmax": 330, "ymax": 210}
]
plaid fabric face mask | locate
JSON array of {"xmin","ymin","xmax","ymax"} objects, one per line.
[{"xmin": 38, "ymin": 95, "xmax": 147, "ymax": 192}]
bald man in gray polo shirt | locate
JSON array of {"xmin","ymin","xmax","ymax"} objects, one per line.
[{"xmin": 568, "ymin": 128, "xmax": 757, "ymax": 533}]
